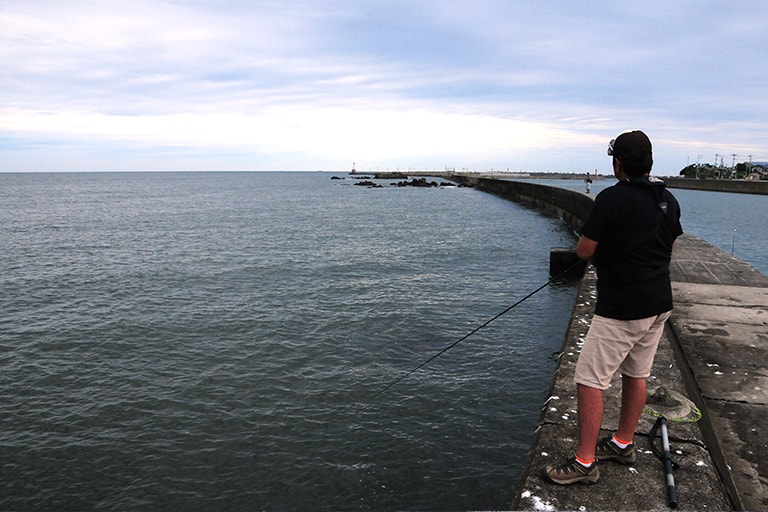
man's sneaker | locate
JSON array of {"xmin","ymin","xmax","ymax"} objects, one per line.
[
  {"xmin": 595, "ymin": 437, "xmax": 636, "ymax": 465},
  {"xmin": 541, "ymin": 456, "xmax": 599, "ymax": 485}
]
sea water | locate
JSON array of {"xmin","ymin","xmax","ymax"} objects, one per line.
[
  {"xmin": 1, "ymin": 172, "xmax": 579, "ymax": 510},
  {"xmin": 3, "ymin": 172, "xmax": 766, "ymax": 510}
]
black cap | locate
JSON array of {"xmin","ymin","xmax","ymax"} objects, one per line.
[{"xmin": 609, "ymin": 130, "xmax": 653, "ymax": 176}]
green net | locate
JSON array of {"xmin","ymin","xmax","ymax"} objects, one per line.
[{"xmin": 643, "ymin": 386, "xmax": 702, "ymax": 423}]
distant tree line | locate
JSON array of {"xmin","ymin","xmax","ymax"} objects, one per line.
[{"xmin": 679, "ymin": 162, "xmax": 755, "ymax": 179}]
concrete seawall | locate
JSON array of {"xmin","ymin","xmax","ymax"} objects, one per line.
[
  {"xmin": 665, "ymin": 177, "xmax": 768, "ymax": 195},
  {"xmin": 439, "ymin": 174, "xmax": 767, "ymax": 510},
  {"xmin": 449, "ymin": 174, "xmax": 593, "ymax": 233},
  {"xmin": 394, "ymin": 170, "xmax": 768, "ymax": 196}
]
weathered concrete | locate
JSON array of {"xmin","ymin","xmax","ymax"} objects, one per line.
[
  {"xmin": 513, "ymin": 251, "xmax": 729, "ymax": 511},
  {"xmin": 667, "ymin": 237, "xmax": 768, "ymax": 511},
  {"xmin": 665, "ymin": 177, "xmax": 768, "ymax": 195},
  {"xmin": 669, "ymin": 235, "xmax": 768, "ymax": 288},
  {"xmin": 549, "ymin": 248, "xmax": 586, "ymax": 279},
  {"xmin": 512, "ymin": 233, "xmax": 768, "ymax": 511}
]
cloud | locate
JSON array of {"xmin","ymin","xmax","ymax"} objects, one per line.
[{"xmin": 1, "ymin": 0, "xmax": 767, "ymax": 171}]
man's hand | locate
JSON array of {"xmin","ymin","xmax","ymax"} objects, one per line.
[{"xmin": 576, "ymin": 235, "xmax": 599, "ymax": 262}]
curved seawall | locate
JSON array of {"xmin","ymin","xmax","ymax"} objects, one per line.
[
  {"xmin": 443, "ymin": 174, "xmax": 767, "ymax": 511},
  {"xmin": 450, "ymin": 175, "xmax": 593, "ymax": 233},
  {"xmin": 665, "ymin": 177, "xmax": 768, "ymax": 195}
]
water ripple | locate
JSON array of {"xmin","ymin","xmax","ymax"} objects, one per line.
[{"xmin": 0, "ymin": 172, "xmax": 578, "ymax": 511}]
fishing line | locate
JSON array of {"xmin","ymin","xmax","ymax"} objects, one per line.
[{"xmin": 368, "ymin": 258, "xmax": 586, "ymax": 402}]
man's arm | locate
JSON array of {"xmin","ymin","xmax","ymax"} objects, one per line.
[{"xmin": 576, "ymin": 235, "xmax": 598, "ymax": 261}]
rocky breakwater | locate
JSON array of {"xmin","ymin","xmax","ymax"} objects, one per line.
[{"xmin": 341, "ymin": 177, "xmax": 460, "ymax": 188}]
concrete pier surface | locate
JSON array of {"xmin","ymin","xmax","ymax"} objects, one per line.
[{"xmin": 513, "ymin": 234, "xmax": 768, "ymax": 511}]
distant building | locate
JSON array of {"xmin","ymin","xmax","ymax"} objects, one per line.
[{"xmin": 748, "ymin": 162, "xmax": 767, "ymax": 180}]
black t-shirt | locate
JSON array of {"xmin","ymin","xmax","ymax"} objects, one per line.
[{"xmin": 580, "ymin": 176, "xmax": 683, "ymax": 320}]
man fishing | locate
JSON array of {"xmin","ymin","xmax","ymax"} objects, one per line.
[{"xmin": 542, "ymin": 130, "xmax": 683, "ymax": 485}]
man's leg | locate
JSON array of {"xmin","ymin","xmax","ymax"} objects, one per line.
[
  {"xmin": 615, "ymin": 375, "xmax": 647, "ymax": 443},
  {"xmin": 542, "ymin": 384, "xmax": 603, "ymax": 485},
  {"xmin": 615, "ymin": 312, "xmax": 669, "ymax": 442},
  {"xmin": 576, "ymin": 383, "xmax": 604, "ymax": 462}
]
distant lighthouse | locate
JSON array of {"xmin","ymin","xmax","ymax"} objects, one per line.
[{"xmin": 351, "ymin": 162, "xmax": 357, "ymax": 174}]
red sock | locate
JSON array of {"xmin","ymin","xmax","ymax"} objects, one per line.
[{"xmin": 612, "ymin": 434, "xmax": 632, "ymax": 448}]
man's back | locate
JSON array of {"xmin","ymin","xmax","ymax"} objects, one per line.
[{"xmin": 581, "ymin": 177, "xmax": 682, "ymax": 320}]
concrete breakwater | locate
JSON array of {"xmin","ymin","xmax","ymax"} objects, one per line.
[
  {"xmin": 394, "ymin": 171, "xmax": 768, "ymax": 196},
  {"xmin": 441, "ymin": 174, "xmax": 767, "ymax": 510},
  {"xmin": 665, "ymin": 177, "xmax": 768, "ymax": 195},
  {"xmin": 448, "ymin": 174, "xmax": 594, "ymax": 234}
]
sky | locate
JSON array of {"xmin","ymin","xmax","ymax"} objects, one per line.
[{"xmin": 2, "ymin": 1, "xmax": 767, "ymax": 174}]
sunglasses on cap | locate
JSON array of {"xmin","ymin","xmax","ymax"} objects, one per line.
[{"xmin": 607, "ymin": 139, "xmax": 617, "ymax": 156}]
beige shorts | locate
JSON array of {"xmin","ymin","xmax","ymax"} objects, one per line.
[{"xmin": 574, "ymin": 311, "xmax": 671, "ymax": 390}]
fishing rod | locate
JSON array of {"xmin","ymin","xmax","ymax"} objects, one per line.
[
  {"xmin": 650, "ymin": 417, "xmax": 678, "ymax": 509},
  {"xmin": 368, "ymin": 258, "xmax": 586, "ymax": 402},
  {"xmin": 645, "ymin": 388, "xmax": 702, "ymax": 509}
]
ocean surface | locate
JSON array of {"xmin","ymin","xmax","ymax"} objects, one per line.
[
  {"xmin": 2, "ymin": 172, "xmax": 766, "ymax": 511},
  {"xmin": 1, "ymin": 172, "xmax": 579, "ymax": 511}
]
